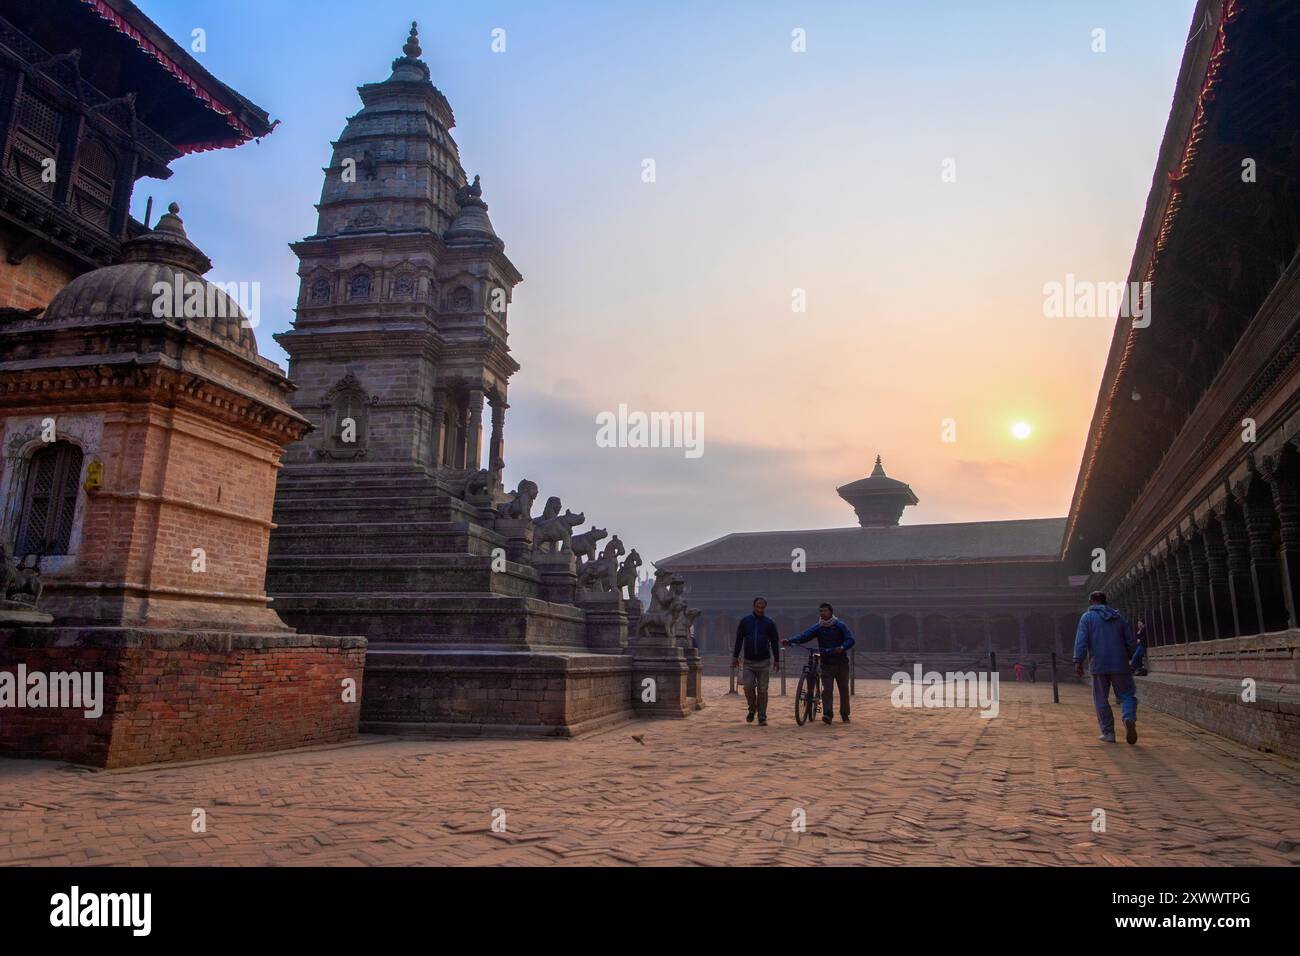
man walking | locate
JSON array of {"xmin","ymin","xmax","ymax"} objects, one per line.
[
  {"xmin": 733, "ymin": 597, "xmax": 780, "ymax": 725},
  {"xmin": 784, "ymin": 603, "xmax": 855, "ymax": 725},
  {"xmin": 1073, "ymin": 590, "xmax": 1139, "ymax": 744}
]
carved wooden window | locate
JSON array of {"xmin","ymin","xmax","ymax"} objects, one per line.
[
  {"xmin": 71, "ymin": 136, "xmax": 116, "ymax": 230},
  {"xmin": 8, "ymin": 88, "xmax": 62, "ymax": 198},
  {"xmin": 15, "ymin": 441, "xmax": 82, "ymax": 556},
  {"xmin": 309, "ymin": 277, "xmax": 331, "ymax": 304},
  {"xmin": 349, "ymin": 273, "xmax": 372, "ymax": 301}
]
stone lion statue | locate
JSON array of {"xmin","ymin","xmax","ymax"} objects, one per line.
[{"xmin": 497, "ymin": 479, "xmax": 539, "ymax": 519}]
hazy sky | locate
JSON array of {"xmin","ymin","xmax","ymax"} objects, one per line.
[{"xmin": 136, "ymin": 0, "xmax": 1198, "ymax": 568}]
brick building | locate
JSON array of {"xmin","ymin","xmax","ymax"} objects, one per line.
[{"xmin": 0, "ymin": 1, "xmax": 362, "ymax": 768}]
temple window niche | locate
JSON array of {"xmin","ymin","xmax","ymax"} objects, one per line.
[
  {"xmin": 15, "ymin": 440, "xmax": 83, "ymax": 555},
  {"xmin": 348, "ymin": 272, "xmax": 373, "ymax": 301},
  {"xmin": 321, "ymin": 375, "xmax": 370, "ymax": 459},
  {"xmin": 309, "ymin": 276, "xmax": 332, "ymax": 304}
]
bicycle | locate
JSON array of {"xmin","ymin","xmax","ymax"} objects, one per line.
[{"xmin": 794, "ymin": 649, "xmax": 822, "ymax": 726}]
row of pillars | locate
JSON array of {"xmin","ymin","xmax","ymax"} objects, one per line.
[
  {"xmin": 431, "ymin": 385, "xmax": 506, "ymax": 471},
  {"xmin": 1108, "ymin": 455, "xmax": 1300, "ymax": 647}
]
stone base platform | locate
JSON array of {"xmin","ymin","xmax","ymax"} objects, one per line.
[
  {"xmin": 0, "ymin": 626, "xmax": 366, "ymax": 769},
  {"xmin": 360, "ymin": 647, "xmax": 639, "ymax": 737},
  {"xmin": 1140, "ymin": 630, "xmax": 1299, "ymax": 761}
]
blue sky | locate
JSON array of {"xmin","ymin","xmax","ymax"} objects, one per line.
[{"xmin": 136, "ymin": 0, "xmax": 1199, "ymax": 568}]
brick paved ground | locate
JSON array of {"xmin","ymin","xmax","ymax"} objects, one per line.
[{"xmin": 1, "ymin": 678, "xmax": 1297, "ymax": 866}]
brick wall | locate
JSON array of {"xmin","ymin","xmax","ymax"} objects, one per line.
[
  {"xmin": 0, "ymin": 627, "xmax": 366, "ymax": 768},
  {"xmin": 0, "ymin": 238, "xmax": 78, "ymax": 311}
]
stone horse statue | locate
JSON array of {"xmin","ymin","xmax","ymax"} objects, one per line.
[
  {"xmin": 497, "ymin": 479, "xmax": 538, "ymax": 520},
  {"xmin": 615, "ymin": 549, "xmax": 642, "ymax": 601},
  {"xmin": 569, "ymin": 527, "xmax": 608, "ymax": 562},
  {"xmin": 534, "ymin": 509, "xmax": 585, "ymax": 553},
  {"xmin": 577, "ymin": 535, "xmax": 624, "ymax": 592}
]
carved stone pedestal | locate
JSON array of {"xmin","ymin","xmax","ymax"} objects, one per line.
[
  {"xmin": 576, "ymin": 589, "xmax": 627, "ymax": 654},
  {"xmin": 533, "ymin": 549, "xmax": 577, "ymax": 604},
  {"xmin": 0, "ymin": 600, "xmax": 52, "ymax": 626},
  {"xmin": 493, "ymin": 516, "xmax": 534, "ymax": 564}
]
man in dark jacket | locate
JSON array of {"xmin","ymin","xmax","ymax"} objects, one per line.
[
  {"xmin": 784, "ymin": 603, "xmax": 855, "ymax": 725},
  {"xmin": 1073, "ymin": 590, "xmax": 1139, "ymax": 744},
  {"xmin": 733, "ymin": 597, "xmax": 780, "ymax": 725}
]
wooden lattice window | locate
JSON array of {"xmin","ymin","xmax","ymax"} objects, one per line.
[
  {"xmin": 7, "ymin": 87, "xmax": 62, "ymax": 197},
  {"xmin": 15, "ymin": 442, "xmax": 83, "ymax": 556}
]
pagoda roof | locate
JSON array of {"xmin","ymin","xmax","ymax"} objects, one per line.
[{"xmin": 8, "ymin": 0, "xmax": 276, "ymax": 154}]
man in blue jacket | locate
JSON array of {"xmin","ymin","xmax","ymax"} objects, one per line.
[
  {"xmin": 1073, "ymin": 590, "xmax": 1139, "ymax": 744},
  {"xmin": 784, "ymin": 603, "xmax": 855, "ymax": 725},
  {"xmin": 733, "ymin": 597, "xmax": 781, "ymax": 725}
]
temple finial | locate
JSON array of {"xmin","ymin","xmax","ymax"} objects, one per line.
[
  {"xmin": 403, "ymin": 21, "xmax": 421, "ymax": 59},
  {"xmin": 871, "ymin": 455, "xmax": 885, "ymax": 476}
]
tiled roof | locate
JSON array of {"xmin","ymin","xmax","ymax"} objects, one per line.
[{"xmin": 659, "ymin": 517, "xmax": 1067, "ymax": 568}]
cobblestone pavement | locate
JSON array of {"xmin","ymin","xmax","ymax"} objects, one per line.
[{"xmin": 2, "ymin": 678, "xmax": 1297, "ymax": 866}]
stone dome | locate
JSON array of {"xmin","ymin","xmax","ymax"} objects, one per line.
[{"xmin": 42, "ymin": 203, "xmax": 257, "ymax": 355}]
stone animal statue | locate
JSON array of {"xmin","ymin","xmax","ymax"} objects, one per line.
[
  {"xmin": 464, "ymin": 468, "xmax": 493, "ymax": 498},
  {"xmin": 497, "ymin": 479, "xmax": 538, "ymax": 519},
  {"xmin": 635, "ymin": 569, "xmax": 680, "ymax": 637},
  {"xmin": 534, "ymin": 510, "xmax": 585, "ymax": 552},
  {"xmin": 3, "ymin": 546, "xmax": 42, "ymax": 606},
  {"xmin": 0, "ymin": 542, "xmax": 16, "ymax": 598},
  {"xmin": 535, "ymin": 495, "xmax": 561, "ymax": 521},
  {"xmin": 577, "ymin": 536, "xmax": 624, "ymax": 592},
  {"xmin": 569, "ymin": 527, "xmax": 608, "ymax": 562},
  {"xmin": 615, "ymin": 549, "xmax": 642, "ymax": 600}
]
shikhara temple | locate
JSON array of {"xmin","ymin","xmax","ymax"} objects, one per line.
[{"xmin": 0, "ymin": 0, "xmax": 1296, "ymax": 767}]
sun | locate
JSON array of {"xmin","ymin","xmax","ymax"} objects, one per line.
[{"xmin": 1011, "ymin": 421, "xmax": 1032, "ymax": 440}]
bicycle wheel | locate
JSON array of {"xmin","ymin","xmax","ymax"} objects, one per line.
[{"xmin": 795, "ymin": 671, "xmax": 810, "ymax": 725}]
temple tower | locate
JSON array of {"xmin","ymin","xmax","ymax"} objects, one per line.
[{"xmin": 276, "ymin": 22, "xmax": 519, "ymax": 479}]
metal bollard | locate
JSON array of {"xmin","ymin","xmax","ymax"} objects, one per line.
[
  {"xmin": 1050, "ymin": 651, "xmax": 1060, "ymax": 704},
  {"xmin": 729, "ymin": 661, "xmax": 738, "ymax": 695},
  {"xmin": 780, "ymin": 659, "xmax": 786, "ymax": 696},
  {"xmin": 990, "ymin": 651, "xmax": 997, "ymax": 679},
  {"xmin": 850, "ymin": 648, "xmax": 856, "ymax": 696}
]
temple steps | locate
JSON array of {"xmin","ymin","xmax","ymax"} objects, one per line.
[
  {"xmin": 268, "ymin": 521, "xmax": 500, "ymax": 557},
  {"xmin": 270, "ymin": 592, "xmax": 589, "ymax": 646},
  {"xmin": 266, "ymin": 553, "xmax": 539, "ymax": 597}
]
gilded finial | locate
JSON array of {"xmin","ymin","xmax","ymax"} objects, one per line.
[
  {"xmin": 403, "ymin": 21, "xmax": 421, "ymax": 59},
  {"xmin": 168, "ymin": 201, "xmax": 180, "ymax": 215}
]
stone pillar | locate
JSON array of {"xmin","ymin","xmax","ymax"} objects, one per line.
[
  {"xmin": 576, "ymin": 589, "xmax": 628, "ymax": 654},
  {"xmin": 1187, "ymin": 530, "xmax": 1212, "ymax": 643},
  {"xmin": 1218, "ymin": 505, "xmax": 1257, "ymax": 637},
  {"xmin": 1239, "ymin": 481, "xmax": 1288, "ymax": 633},
  {"xmin": 431, "ymin": 387, "xmax": 448, "ymax": 468},
  {"xmin": 1157, "ymin": 556, "xmax": 1180, "ymax": 644},
  {"xmin": 1173, "ymin": 540, "xmax": 1197, "ymax": 644},
  {"xmin": 534, "ymin": 549, "xmax": 577, "ymax": 605},
  {"xmin": 1263, "ymin": 458, "xmax": 1300, "ymax": 629},
  {"xmin": 1201, "ymin": 518, "xmax": 1235, "ymax": 640},
  {"xmin": 465, "ymin": 387, "xmax": 484, "ymax": 471},
  {"xmin": 488, "ymin": 398, "xmax": 507, "ymax": 471}
]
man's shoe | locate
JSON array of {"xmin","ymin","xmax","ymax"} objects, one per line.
[
  {"xmin": 746, "ymin": 710, "xmax": 755, "ymax": 723},
  {"xmin": 758, "ymin": 717, "xmax": 767, "ymax": 726},
  {"xmin": 822, "ymin": 716, "xmax": 834, "ymax": 725},
  {"xmin": 1098, "ymin": 732, "xmax": 1116, "ymax": 743},
  {"xmin": 841, "ymin": 715, "xmax": 850, "ymax": 723},
  {"xmin": 1125, "ymin": 720, "xmax": 1138, "ymax": 745}
]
